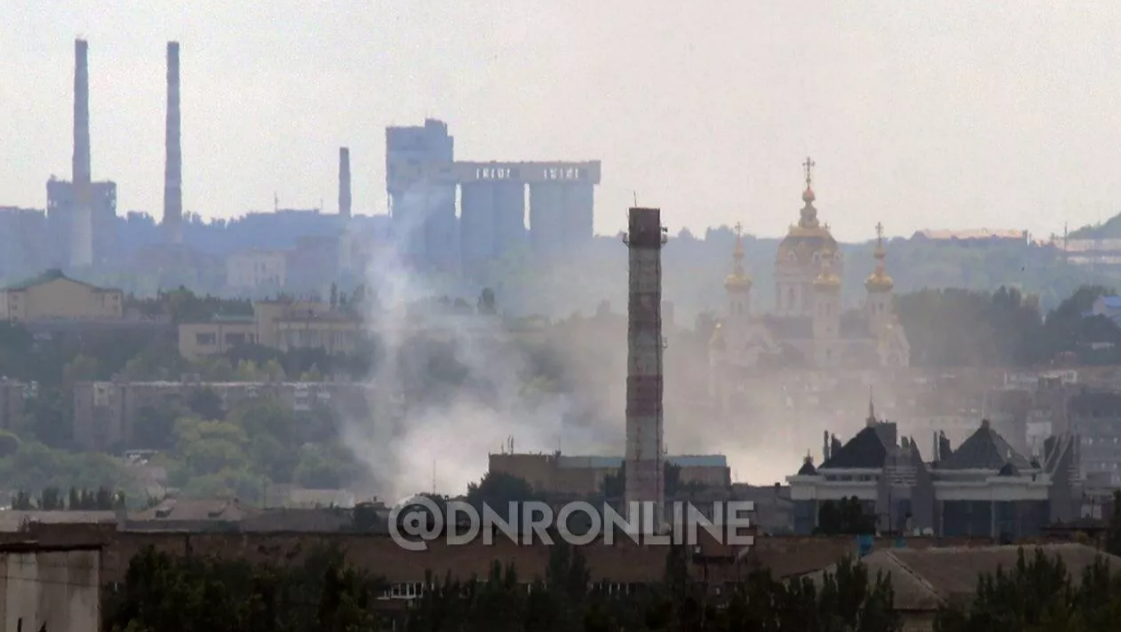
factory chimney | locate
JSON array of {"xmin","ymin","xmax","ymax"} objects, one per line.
[
  {"xmin": 622, "ymin": 207, "xmax": 668, "ymax": 533},
  {"xmin": 70, "ymin": 39, "xmax": 93, "ymax": 268},
  {"xmin": 163, "ymin": 41, "xmax": 183, "ymax": 244},
  {"xmin": 339, "ymin": 147, "xmax": 351, "ymax": 219}
]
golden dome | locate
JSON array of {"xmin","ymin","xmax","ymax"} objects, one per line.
[
  {"xmin": 775, "ymin": 170, "xmax": 837, "ymax": 264},
  {"xmin": 813, "ymin": 269, "xmax": 842, "ymax": 291},
  {"xmin": 725, "ymin": 223, "xmax": 753, "ymax": 292},
  {"xmin": 864, "ymin": 270, "xmax": 894, "ymax": 292},
  {"xmin": 864, "ymin": 222, "xmax": 894, "ymax": 292},
  {"xmin": 813, "ymin": 259, "xmax": 842, "ymax": 291},
  {"xmin": 725, "ymin": 272, "xmax": 752, "ymax": 292}
]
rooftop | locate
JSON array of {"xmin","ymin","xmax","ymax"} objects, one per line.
[{"xmin": 804, "ymin": 544, "xmax": 1120, "ymax": 612}]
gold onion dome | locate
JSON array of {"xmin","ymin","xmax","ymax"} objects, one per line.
[
  {"xmin": 724, "ymin": 223, "xmax": 753, "ymax": 292},
  {"xmin": 813, "ymin": 258, "xmax": 842, "ymax": 291},
  {"xmin": 776, "ymin": 157, "xmax": 838, "ymax": 264},
  {"xmin": 864, "ymin": 222, "xmax": 894, "ymax": 292},
  {"xmin": 813, "ymin": 267, "xmax": 843, "ymax": 291}
]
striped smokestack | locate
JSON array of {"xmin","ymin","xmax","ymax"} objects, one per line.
[
  {"xmin": 339, "ymin": 147, "xmax": 351, "ymax": 218},
  {"xmin": 70, "ymin": 39, "xmax": 93, "ymax": 267},
  {"xmin": 623, "ymin": 207, "xmax": 667, "ymax": 533},
  {"xmin": 163, "ymin": 41, "xmax": 183, "ymax": 244}
]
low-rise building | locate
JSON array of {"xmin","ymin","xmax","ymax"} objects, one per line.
[
  {"xmin": 804, "ymin": 543, "xmax": 1119, "ymax": 632},
  {"xmin": 179, "ymin": 299, "xmax": 363, "ymax": 360},
  {"xmin": 0, "ymin": 269, "xmax": 122, "ymax": 322},
  {"xmin": 488, "ymin": 452, "xmax": 730, "ymax": 497}
]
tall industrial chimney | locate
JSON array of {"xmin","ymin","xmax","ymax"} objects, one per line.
[
  {"xmin": 339, "ymin": 147, "xmax": 352, "ymax": 219},
  {"xmin": 623, "ymin": 207, "xmax": 667, "ymax": 533},
  {"xmin": 163, "ymin": 41, "xmax": 183, "ymax": 244},
  {"xmin": 70, "ymin": 39, "xmax": 93, "ymax": 268}
]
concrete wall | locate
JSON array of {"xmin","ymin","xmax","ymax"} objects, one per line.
[{"xmin": 0, "ymin": 548, "xmax": 100, "ymax": 632}]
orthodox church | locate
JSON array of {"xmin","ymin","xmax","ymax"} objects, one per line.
[{"xmin": 708, "ymin": 159, "xmax": 911, "ymax": 390}]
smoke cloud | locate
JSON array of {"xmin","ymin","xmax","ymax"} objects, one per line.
[{"xmin": 338, "ymin": 203, "xmax": 894, "ymax": 500}]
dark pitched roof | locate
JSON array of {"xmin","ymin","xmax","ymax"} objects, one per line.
[
  {"xmin": 797, "ymin": 458, "xmax": 817, "ymax": 475},
  {"xmin": 820, "ymin": 425, "xmax": 889, "ymax": 469},
  {"xmin": 936, "ymin": 421, "xmax": 1032, "ymax": 471},
  {"xmin": 804, "ymin": 544, "xmax": 1121, "ymax": 613},
  {"xmin": 2, "ymin": 268, "xmax": 110, "ymax": 292}
]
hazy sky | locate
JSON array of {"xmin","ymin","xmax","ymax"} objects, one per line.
[{"xmin": 4, "ymin": 1, "xmax": 1121, "ymax": 241}]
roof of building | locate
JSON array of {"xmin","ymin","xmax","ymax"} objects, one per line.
[
  {"xmin": 557, "ymin": 455, "xmax": 728, "ymax": 469},
  {"xmin": 0, "ymin": 510, "xmax": 117, "ymax": 532},
  {"xmin": 936, "ymin": 420, "xmax": 1032, "ymax": 471},
  {"xmin": 797, "ymin": 458, "xmax": 817, "ymax": 475},
  {"xmin": 1, "ymin": 268, "xmax": 116, "ymax": 292},
  {"xmin": 129, "ymin": 498, "xmax": 259, "ymax": 523},
  {"xmin": 820, "ymin": 425, "xmax": 889, "ymax": 469},
  {"xmin": 1097, "ymin": 296, "xmax": 1121, "ymax": 309},
  {"xmin": 805, "ymin": 544, "xmax": 1120, "ymax": 612}
]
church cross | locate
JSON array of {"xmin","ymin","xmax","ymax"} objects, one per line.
[{"xmin": 803, "ymin": 156, "xmax": 816, "ymax": 188}]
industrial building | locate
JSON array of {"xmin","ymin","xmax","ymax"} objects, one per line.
[
  {"xmin": 488, "ymin": 452, "xmax": 729, "ymax": 497},
  {"xmin": 385, "ymin": 119, "xmax": 602, "ymax": 274}
]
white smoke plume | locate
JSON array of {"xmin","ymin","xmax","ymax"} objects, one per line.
[
  {"xmin": 340, "ymin": 188, "xmax": 617, "ymax": 501},
  {"xmin": 338, "ymin": 194, "xmax": 896, "ymax": 501}
]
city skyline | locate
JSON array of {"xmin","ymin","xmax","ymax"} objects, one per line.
[{"xmin": 4, "ymin": 1, "xmax": 1121, "ymax": 241}]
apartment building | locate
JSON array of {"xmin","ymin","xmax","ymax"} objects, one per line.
[{"xmin": 179, "ymin": 299, "xmax": 363, "ymax": 360}]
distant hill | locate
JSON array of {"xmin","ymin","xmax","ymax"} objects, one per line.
[{"xmin": 1069, "ymin": 212, "xmax": 1121, "ymax": 239}]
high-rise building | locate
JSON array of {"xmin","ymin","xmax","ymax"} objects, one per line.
[
  {"xmin": 385, "ymin": 120, "xmax": 601, "ymax": 273},
  {"xmin": 385, "ymin": 119, "xmax": 457, "ymax": 269}
]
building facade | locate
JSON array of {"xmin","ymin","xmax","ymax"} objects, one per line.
[
  {"xmin": 178, "ymin": 299, "xmax": 363, "ymax": 360},
  {"xmin": 787, "ymin": 412, "xmax": 1081, "ymax": 539},
  {"xmin": 385, "ymin": 119, "xmax": 602, "ymax": 274},
  {"xmin": 225, "ymin": 250, "xmax": 287, "ymax": 291},
  {"xmin": 0, "ymin": 269, "xmax": 122, "ymax": 322}
]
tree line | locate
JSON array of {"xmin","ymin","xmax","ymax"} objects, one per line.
[
  {"xmin": 104, "ymin": 537, "xmax": 1121, "ymax": 632},
  {"xmin": 10, "ymin": 486, "xmax": 125, "ymax": 511}
]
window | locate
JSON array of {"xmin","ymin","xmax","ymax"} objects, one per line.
[{"xmin": 195, "ymin": 332, "xmax": 217, "ymax": 346}]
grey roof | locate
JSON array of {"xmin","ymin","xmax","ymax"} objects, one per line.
[
  {"xmin": 797, "ymin": 458, "xmax": 817, "ymax": 475},
  {"xmin": 820, "ymin": 425, "xmax": 889, "ymax": 469},
  {"xmin": 937, "ymin": 422, "xmax": 1032, "ymax": 471},
  {"xmin": 0, "ymin": 510, "xmax": 116, "ymax": 532},
  {"xmin": 2, "ymin": 268, "xmax": 114, "ymax": 292},
  {"xmin": 803, "ymin": 544, "xmax": 1121, "ymax": 612}
]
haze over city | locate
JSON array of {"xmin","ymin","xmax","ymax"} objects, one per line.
[{"xmin": 5, "ymin": 1, "xmax": 1121, "ymax": 240}]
